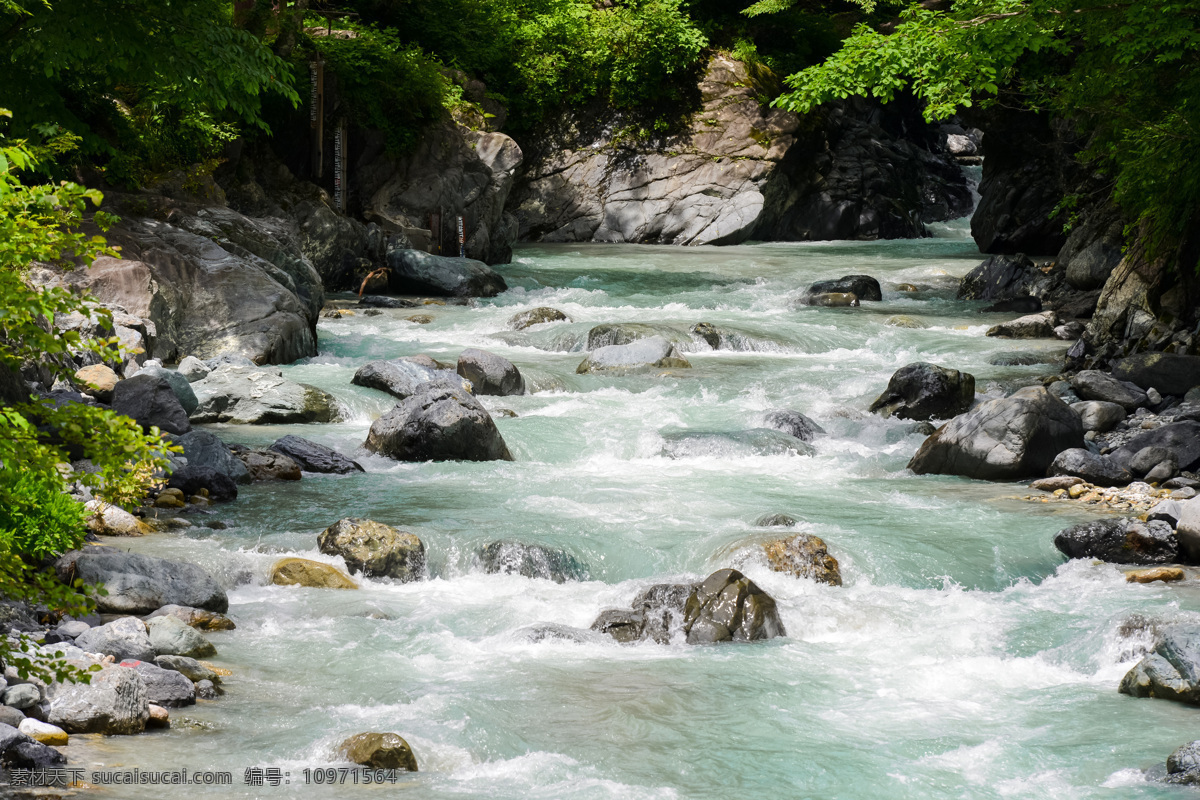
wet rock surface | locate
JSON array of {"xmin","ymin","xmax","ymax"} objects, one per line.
[{"xmin": 365, "ymin": 384, "xmax": 513, "ymax": 462}]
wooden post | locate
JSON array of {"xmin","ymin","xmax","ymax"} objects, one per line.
[{"xmin": 310, "ymin": 55, "xmax": 324, "ymax": 179}]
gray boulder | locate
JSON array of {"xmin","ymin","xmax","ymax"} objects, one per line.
[
  {"xmin": 55, "ymin": 549, "xmax": 228, "ymax": 614},
  {"xmin": 166, "ymin": 465, "xmax": 238, "ymax": 502},
  {"xmin": 1070, "ymin": 370, "xmax": 1148, "ymax": 411},
  {"xmin": 235, "ymin": 447, "xmax": 302, "ymax": 482},
  {"xmin": 364, "ymin": 384, "xmax": 513, "ymax": 462},
  {"xmin": 134, "ymin": 364, "xmax": 198, "ymax": 415},
  {"xmin": 1047, "ymin": 448, "xmax": 1132, "ymax": 487},
  {"xmin": 177, "ymin": 355, "xmax": 210, "ymax": 382},
  {"xmin": 48, "ymin": 664, "xmax": 149, "ymax": 734},
  {"xmin": 2, "ymin": 684, "xmax": 39, "ymax": 710},
  {"xmin": 130, "ymin": 661, "xmax": 195, "ymax": 708},
  {"xmin": 591, "ymin": 569, "xmax": 785, "ymax": 645},
  {"xmin": 386, "ymin": 248, "xmax": 507, "ymax": 297},
  {"xmin": 1070, "ymin": 400, "xmax": 1126, "ymax": 433},
  {"xmin": 1053, "ymin": 518, "xmax": 1178, "ymax": 564},
  {"xmin": 1149, "ymin": 500, "xmax": 1184, "ymax": 526},
  {"xmin": 146, "ymin": 615, "xmax": 216, "ymax": 658},
  {"xmin": 74, "ymin": 617, "xmax": 155, "ymax": 662},
  {"xmin": 1163, "ymin": 740, "xmax": 1200, "ymax": 785},
  {"xmin": 908, "ymin": 386, "xmax": 1084, "ymax": 480},
  {"xmin": 762, "ymin": 410, "xmax": 825, "ymax": 442},
  {"xmin": 1176, "ymin": 498, "xmax": 1200, "ymax": 563},
  {"xmin": 111, "ymin": 374, "xmax": 191, "ymax": 434},
  {"xmin": 269, "ymin": 435, "xmax": 363, "ymax": 474},
  {"xmin": 1120, "ymin": 624, "xmax": 1200, "ymax": 705},
  {"xmin": 317, "ymin": 518, "xmax": 425, "ymax": 581},
  {"xmin": 476, "ymin": 541, "xmax": 588, "ymax": 583},
  {"xmin": 190, "ymin": 364, "xmax": 339, "ymax": 424},
  {"xmin": 1114, "ymin": 353, "xmax": 1200, "ymax": 397},
  {"xmin": 351, "ymin": 358, "xmax": 469, "ymax": 401},
  {"xmin": 804, "ymin": 275, "xmax": 882, "ymax": 302},
  {"xmin": 1109, "ymin": 422, "xmax": 1200, "ymax": 474},
  {"xmin": 509, "ymin": 307, "xmax": 569, "ymax": 330},
  {"xmin": 868, "ymin": 362, "xmax": 975, "ymax": 421},
  {"xmin": 576, "ymin": 336, "xmax": 691, "ymax": 373},
  {"xmin": 172, "ymin": 429, "xmax": 250, "ymax": 485},
  {"xmin": 155, "ymin": 655, "xmax": 220, "ymax": 683},
  {"xmin": 0, "ymin": 723, "xmax": 65, "ymax": 768},
  {"xmin": 457, "ymin": 348, "xmax": 524, "ymax": 396},
  {"xmin": 985, "ymin": 311, "xmax": 1059, "ymax": 339},
  {"xmin": 957, "ymin": 254, "xmax": 1039, "ymax": 301}
]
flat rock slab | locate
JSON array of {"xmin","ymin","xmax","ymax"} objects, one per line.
[
  {"xmin": 190, "ymin": 365, "xmax": 339, "ymax": 425},
  {"xmin": 56, "ymin": 549, "xmax": 228, "ymax": 614}
]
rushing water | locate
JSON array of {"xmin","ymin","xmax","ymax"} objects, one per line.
[{"xmin": 66, "ymin": 219, "xmax": 1200, "ymax": 798}]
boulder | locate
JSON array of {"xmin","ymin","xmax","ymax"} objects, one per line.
[
  {"xmin": 1163, "ymin": 740, "xmax": 1200, "ymax": 784},
  {"xmin": 801, "ymin": 292, "xmax": 859, "ymax": 307},
  {"xmin": 1129, "ymin": 446, "xmax": 1177, "ymax": 477},
  {"xmin": 1070, "ymin": 371, "xmax": 1148, "ymax": 411},
  {"xmin": 269, "ymin": 435, "xmax": 363, "ymax": 474},
  {"xmin": 868, "ymin": 362, "xmax": 975, "ymax": 421},
  {"xmin": 317, "ymin": 518, "xmax": 426, "ymax": 582},
  {"xmin": 456, "ymin": 348, "xmax": 524, "ymax": 396},
  {"xmin": 591, "ymin": 569, "xmax": 785, "ymax": 645},
  {"xmin": 364, "ymin": 384, "xmax": 513, "ymax": 462},
  {"xmin": 146, "ymin": 605, "xmax": 235, "ymax": 631},
  {"xmin": 127, "ymin": 661, "xmax": 195, "ymax": 708},
  {"xmin": 1127, "ymin": 567, "xmax": 1185, "ymax": 584},
  {"xmin": 1053, "ymin": 518, "xmax": 1178, "ymax": 564},
  {"xmin": 386, "ymin": 248, "xmax": 506, "ymax": 297},
  {"xmin": 0, "ymin": 723, "xmax": 65, "ymax": 768},
  {"xmin": 755, "ymin": 513, "xmax": 798, "ymax": 527},
  {"xmin": 1109, "ymin": 422, "xmax": 1200, "ymax": 474},
  {"xmin": 134, "ymin": 364, "xmax": 199, "ymax": 415},
  {"xmin": 155, "ymin": 655, "xmax": 220, "ymax": 683},
  {"xmin": 339, "ymin": 732, "xmax": 418, "ymax": 772},
  {"xmin": 351, "ymin": 358, "xmax": 469, "ymax": 401},
  {"xmin": 908, "ymin": 386, "xmax": 1085, "ymax": 480},
  {"xmin": 18, "ymin": 719, "xmax": 68, "ymax": 747},
  {"xmin": 0, "ymin": 707, "xmax": 25, "ymax": 729},
  {"xmin": 49, "ymin": 664, "xmax": 149, "ymax": 735},
  {"xmin": 166, "ymin": 465, "xmax": 238, "ymax": 503},
  {"xmin": 1030, "ymin": 475, "xmax": 1084, "ymax": 492},
  {"xmin": 576, "ymin": 337, "xmax": 691, "ymax": 373},
  {"xmin": 1120, "ymin": 623, "xmax": 1200, "ymax": 705},
  {"xmin": 509, "ymin": 307, "xmax": 569, "ymax": 330},
  {"xmin": 1177, "ymin": 498, "xmax": 1200, "ymax": 563},
  {"xmin": 75, "ymin": 364, "xmax": 119, "ymax": 402},
  {"xmin": 981, "ymin": 296, "xmax": 1043, "ymax": 314},
  {"xmin": 190, "ymin": 364, "xmax": 339, "ymax": 424},
  {"xmin": 74, "ymin": 617, "xmax": 156, "ymax": 662},
  {"xmin": 111, "ymin": 374, "xmax": 191, "ymax": 434},
  {"xmin": 985, "ymin": 311, "xmax": 1059, "ymax": 339},
  {"xmin": 764, "ymin": 534, "xmax": 842, "ymax": 586},
  {"xmin": 1114, "ymin": 353, "xmax": 1200, "ymax": 397},
  {"xmin": 55, "ymin": 549, "xmax": 228, "ymax": 614},
  {"xmin": 83, "ymin": 500, "xmax": 150, "ymax": 536},
  {"xmin": 957, "ymin": 254, "xmax": 1039, "ymax": 300},
  {"xmin": 476, "ymin": 541, "xmax": 588, "ymax": 583},
  {"xmin": 3, "ymin": 685, "xmax": 40, "ymax": 710},
  {"xmin": 146, "ymin": 615, "xmax": 217, "ymax": 658},
  {"xmin": 236, "ymin": 448, "xmax": 302, "ymax": 482},
  {"xmin": 177, "ymin": 355, "xmax": 210, "ymax": 382},
  {"xmin": 270, "ymin": 558, "xmax": 357, "ymax": 589},
  {"xmin": 761, "ymin": 410, "xmax": 825, "ymax": 442},
  {"xmin": 804, "ymin": 275, "xmax": 882, "ymax": 302},
  {"xmin": 1070, "ymin": 400, "xmax": 1126, "ymax": 433},
  {"xmin": 1047, "ymin": 449, "xmax": 1132, "ymax": 487},
  {"xmin": 172, "ymin": 429, "xmax": 251, "ymax": 485}
]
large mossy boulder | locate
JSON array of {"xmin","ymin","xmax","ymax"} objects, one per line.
[
  {"xmin": 317, "ymin": 518, "xmax": 425, "ymax": 582},
  {"xmin": 907, "ymin": 386, "xmax": 1084, "ymax": 480},
  {"xmin": 190, "ymin": 364, "xmax": 339, "ymax": 424},
  {"xmin": 364, "ymin": 384, "xmax": 513, "ymax": 462},
  {"xmin": 868, "ymin": 362, "xmax": 975, "ymax": 421}
]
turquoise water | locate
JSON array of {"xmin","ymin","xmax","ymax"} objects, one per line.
[{"xmin": 67, "ymin": 229, "xmax": 1200, "ymax": 798}]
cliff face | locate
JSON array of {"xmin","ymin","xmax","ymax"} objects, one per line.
[{"xmin": 510, "ymin": 55, "xmax": 972, "ymax": 246}]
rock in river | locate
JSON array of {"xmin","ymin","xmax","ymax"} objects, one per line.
[
  {"xmin": 764, "ymin": 534, "xmax": 842, "ymax": 586},
  {"xmin": 75, "ymin": 617, "xmax": 155, "ymax": 662},
  {"xmin": 111, "ymin": 373, "xmax": 191, "ymax": 434},
  {"xmin": 868, "ymin": 362, "xmax": 975, "ymax": 421},
  {"xmin": 476, "ymin": 541, "xmax": 588, "ymax": 583},
  {"xmin": 235, "ymin": 447, "xmax": 302, "ymax": 482},
  {"xmin": 804, "ymin": 275, "xmax": 882, "ymax": 302},
  {"xmin": 351, "ymin": 357, "xmax": 469, "ymax": 401},
  {"xmin": 591, "ymin": 569, "xmax": 785, "ymax": 645},
  {"xmin": 190, "ymin": 364, "xmax": 339, "ymax": 424},
  {"xmin": 762, "ymin": 410, "xmax": 825, "ymax": 442},
  {"xmin": 509, "ymin": 307, "xmax": 569, "ymax": 330},
  {"xmin": 1053, "ymin": 518, "xmax": 1178, "ymax": 564},
  {"xmin": 660, "ymin": 428, "xmax": 815, "ymax": 459},
  {"xmin": 907, "ymin": 386, "xmax": 1084, "ymax": 480},
  {"xmin": 339, "ymin": 732, "xmax": 418, "ymax": 772},
  {"xmin": 1047, "ymin": 448, "xmax": 1132, "ymax": 487},
  {"xmin": 270, "ymin": 558, "xmax": 358, "ymax": 589},
  {"xmin": 364, "ymin": 383, "xmax": 513, "ymax": 462},
  {"xmin": 269, "ymin": 435, "xmax": 363, "ymax": 474},
  {"xmin": 49, "ymin": 665, "xmax": 149, "ymax": 735},
  {"xmin": 147, "ymin": 615, "xmax": 217, "ymax": 659},
  {"xmin": 457, "ymin": 348, "xmax": 524, "ymax": 396},
  {"xmin": 172, "ymin": 429, "xmax": 250, "ymax": 485},
  {"xmin": 1120, "ymin": 624, "xmax": 1200, "ymax": 705},
  {"xmin": 318, "ymin": 518, "xmax": 425, "ymax": 582},
  {"xmin": 56, "ymin": 549, "xmax": 228, "ymax": 614},
  {"xmin": 386, "ymin": 248, "xmax": 506, "ymax": 298},
  {"xmin": 576, "ymin": 337, "xmax": 691, "ymax": 373}
]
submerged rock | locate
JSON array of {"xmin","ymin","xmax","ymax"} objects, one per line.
[
  {"xmin": 908, "ymin": 386, "xmax": 1084, "ymax": 480},
  {"xmin": 1120, "ymin": 623, "xmax": 1200, "ymax": 705},
  {"xmin": 577, "ymin": 337, "xmax": 691, "ymax": 373},
  {"xmin": 339, "ymin": 732, "xmax": 418, "ymax": 772},
  {"xmin": 1047, "ymin": 448, "xmax": 1132, "ymax": 487},
  {"xmin": 591, "ymin": 569, "xmax": 785, "ymax": 645},
  {"xmin": 764, "ymin": 534, "xmax": 842, "ymax": 586},
  {"xmin": 762, "ymin": 410, "xmax": 825, "ymax": 442},
  {"xmin": 351, "ymin": 358, "xmax": 469, "ymax": 401},
  {"xmin": 190, "ymin": 364, "xmax": 338, "ymax": 424},
  {"xmin": 509, "ymin": 307, "xmax": 569, "ymax": 330},
  {"xmin": 1053, "ymin": 518, "xmax": 1178, "ymax": 564},
  {"xmin": 802, "ymin": 292, "xmax": 859, "ymax": 308},
  {"xmin": 476, "ymin": 541, "xmax": 588, "ymax": 583},
  {"xmin": 270, "ymin": 558, "xmax": 358, "ymax": 589},
  {"xmin": 318, "ymin": 518, "xmax": 425, "ymax": 582},
  {"xmin": 585, "ymin": 323, "xmax": 690, "ymax": 350},
  {"xmin": 755, "ymin": 513, "xmax": 798, "ymax": 528},
  {"xmin": 868, "ymin": 362, "xmax": 975, "ymax": 421},
  {"xmin": 269, "ymin": 435, "xmax": 363, "ymax": 474},
  {"xmin": 56, "ymin": 549, "xmax": 228, "ymax": 614},
  {"xmin": 49, "ymin": 665, "xmax": 149, "ymax": 735},
  {"xmin": 660, "ymin": 428, "xmax": 815, "ymax": 459},
  {"xmin": 364, "ymin": 384, "xmax": 513, "ymax": 462},
  {"xmin": 457, "ymin": 348, "xmax": 524, "ymax": 396}
]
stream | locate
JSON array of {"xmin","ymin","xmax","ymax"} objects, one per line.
[{"xmin": 65, "ymin": 218, "xmax": 1200, "ymax": 798}]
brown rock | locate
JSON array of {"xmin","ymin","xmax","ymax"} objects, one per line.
[
  {"xmin": 1031, "ymin": 476, "xmax": 1084, "ymax": 492},
  {"xmin": 146, "ymin": 704, "xmax": 171, "ymax": 729},
  {"xmin": 146, "ymin": 605, "xmax": 236, "ymax": 631},
  {"xmin": 75, "ymin": 364, "xmax": 119, "ymax": 402},
  {"xmin": 237, "ymin": 449, "xmax": 302, "ymax": 482},
  {"xmin": 270, "ymin": 558, "xmax": 358, "ymax": 589},
  {"xmin": 1125, "ymin": 567, "xmax": 1185, "ymax": 584},
  {"xmin": 764, "ymin": 534, "xmax": 842, "ymax": 586},
  {"xmin": 339, "ymin": 732, "xmax": 418, "ymax": 772}
]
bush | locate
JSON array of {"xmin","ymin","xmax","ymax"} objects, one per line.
[{"xmin": 0, "ymin": 472, "xmax": 86, "ymax": 563}]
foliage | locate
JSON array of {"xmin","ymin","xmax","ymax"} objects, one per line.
[{"xmin": 769, "ymin": 0, "xmax": 1200, "ymax": 255}]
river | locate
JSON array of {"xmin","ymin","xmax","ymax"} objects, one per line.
[{"xmin": 66, "ymin": 218, "xmax": 1200, "ymax": 798}]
